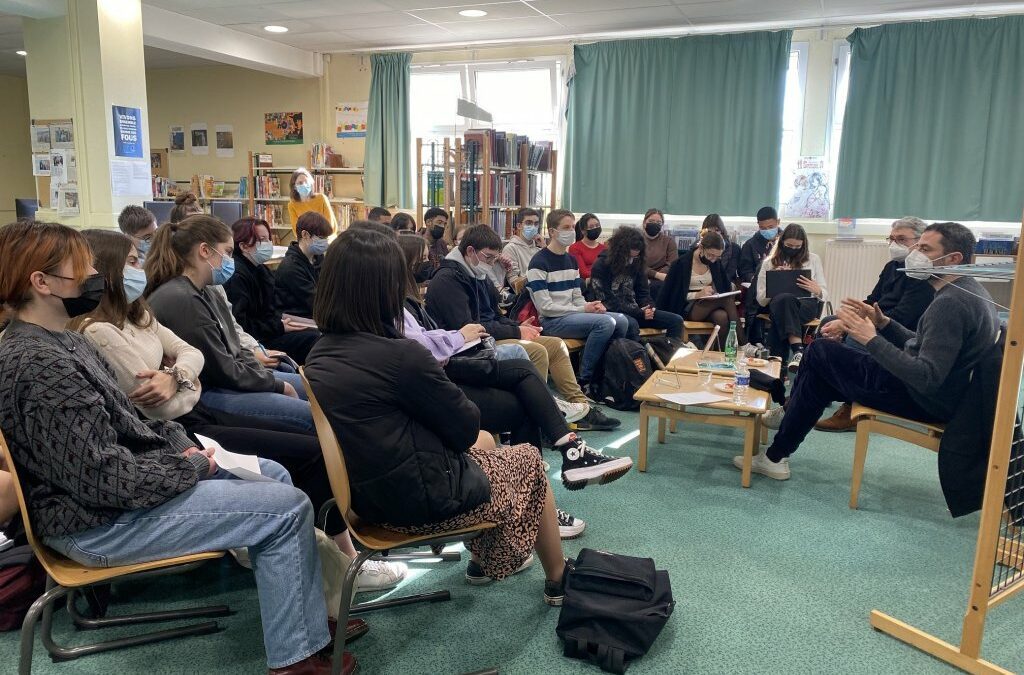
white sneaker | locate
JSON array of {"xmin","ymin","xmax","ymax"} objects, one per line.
[
  {"xmin": 763, "ymin": 406, "xmax": 786, "ymax": 430},
  {"xmin": 733, "ymin": 453, "xmax": 791, "ymax": 480},
  {"xmin": 555, "ymin": 398, "xmax": 590, "ymax": 424},
  {"xmin": 556, "ymin": 509, "xmax": 586, "ymax": 539},
  {"xmin": 787, "ymin": 350, "xmax": 803, "ymax": 373},
  {"xmin": 355, "ymin": 559, "xmax": 408, "ymax": 593},
  {"xmin": 229, "ymin": 547, "xmax": 252, "ymax": 569}
]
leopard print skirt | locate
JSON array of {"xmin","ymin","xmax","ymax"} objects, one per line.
[{"xmin": 388, "ymin": 443, "xmax": 547, "ymax": 580}]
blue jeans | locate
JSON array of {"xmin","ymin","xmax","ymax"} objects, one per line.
[
  {"xmin": 626, "ymin": 310, "xmax": 685, "ymax": 341},
  {"xmin": 45, "ymin": 459, "xmax": 329, "ymax": 669},
  {"xmin": 496, "ymin": 343, "xmax": 529, "ymax": 361},
  {"xmin": 201, "ymin": 371, "xmax": 313, "ymax": 434},
  {"xmin": 541, "ymin": 311, "xmax": 629, "ymax": 382}
]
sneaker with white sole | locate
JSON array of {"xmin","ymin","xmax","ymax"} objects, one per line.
[
  {"xmin": 555, "ymin": 434, "xmax": 633, "ymax": 491},
  {"xmin": 787, "ymin": 350, "xmax": 803, "ymax": 373},
  {"xmin": 763, "ymin": 406, "xmax": 786, "ymax": 430},
  {"xmin": 556, "ymin": 509, "xmax": 586, "ymax": 539},
  {"xmin": 465, "ymin": 553, "xmax": 534, "ymax": 585},
  {"xmin": 354, "ymin": 559, "xmax": 408, "ymax": 593},
  {"xmin": 571, "ymin": 406, "xmax": 621, "ymax": 432},
  {"xmin": 555, "ymin": 398, "xmax": 590, "ymax": 424},
  {"xmin": 733, "ymin": 452, "xmax": 791, "ymax": 480}
]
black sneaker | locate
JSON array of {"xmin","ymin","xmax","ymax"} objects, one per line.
[
  {"xmin": 787, "ymin": 349, "xmax": 804, "ymax": 373},
  {"xmin": 544, "ymin": 558, "xmax": 574, "ymax": 607},
  {"xmin": 466, "ymin": 553, "xmax": 534, "ymax": 586},
  {"xmin": 571, "ymin": 406, "xmax": 621, "ymax": 432},
  {"xmin": 555, "ymin": 434, "xmax": 633, "ymax": 491},
  {"xmin": 556, "ymin": 508, "xmax": 586, "ymax": 539}
]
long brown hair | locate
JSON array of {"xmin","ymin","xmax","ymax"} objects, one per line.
[
  {"xmin": 0, "ymin": 220, "xmax": 92, "ymax": 320},
  {"xmin": 170, "ymin": 192, "xmax": 203, "ymax": 223},
  {"xmin": 398, "ymin": 233, "xmax": 427, "ymax": 300},
  {"xmin": 769, "ymin": 223, "xmax": 810, "ymax": 268},
  {"xmin": 70, "ymin": 229, "xmax": 152, "ymax": 331},
  {"xmin": 605, "ymin": 226, "xmax": 645, "ymax": 277},
  {"xmin": 289, "ymin": 168, "xmax": 313, "ymax": 202},
  {"xmin": 144, "ymin": 214, "xmax": 233, "ymax": 296}
]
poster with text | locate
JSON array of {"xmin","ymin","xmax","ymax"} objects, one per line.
[
  {"xmin": 265, "ymin": 112, "xmax": 303, "ymax": 145},
  {"xmin": 215, "ymin": 124, "xmax": 234, "ymax": 158},
  {"xmin": 782, "ymin": 157, "xmax": 830, "ymax": 220},
  {"xmin": 335, "ymin": 102, "xmax": 367, "ymax": 138},
  {"xmin": 170, "ymin": 125, "xmax": 185, "ymax": 153},
  {"xmin": 30, "ymin": 124, "xmax": 51, "ymax": 153},
  {"xmin": 190, "ymin": 123, "xmax": 209, "ymax": 155},
  {"xmin": 32, "ymin": 153, "xmax": 50, "ymax": 176},
  {"xmin": 50, "ymin": 121, "xmax": 74, "ymax": 149},
  {"xmin": 112, "ymin": 105, "xmax": 144, "ymax": 158}
]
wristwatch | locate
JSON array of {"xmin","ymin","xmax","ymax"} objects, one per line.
[{"xmin": 162, "ymin": 366, "xmax": 197, "ymax": 392}]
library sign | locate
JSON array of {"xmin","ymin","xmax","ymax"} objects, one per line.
[{"xmin": 112, "ymin": 105, "xmax": 144, "ymax": 158}]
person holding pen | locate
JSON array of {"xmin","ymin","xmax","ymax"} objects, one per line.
[
  {"xmin": 590, "ymin": 226, "xmax": 684, "ymax": 342},
  {"xmin": 657, "ymin": 230, "xmax": 740, "ymax": 344}
]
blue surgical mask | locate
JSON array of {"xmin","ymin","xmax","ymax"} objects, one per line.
[
  {"xmin": 522, "ymin": 225, "xmax": 539, "ymax": 241},
  {"xmin": 760, "ymin": 228, "xmax": 778, "ymax": 241},
  {"xmin": 135, "ymin": 238, "xmax": 151, "ymax": 257},
  {"xmin": 123, "ymin": 266, "xmax": 147, "ymax": 303},
  {"xmin": 252, "ymin": 241, "xmax": 274, "ymax": 265},
  {"xmin": 308, "ymin": 237, "xmax": 329, "ymax": 256},
  {"xmin": 209, "ymin": 250, "xmax": 235, "ymax": 285},
  {"xmin": 296, "ymin": 183, "xmax": 312, "ymax": 199}
]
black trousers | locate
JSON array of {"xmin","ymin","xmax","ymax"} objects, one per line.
[
  {"xmin": 448, "ymin": 358, "xmax": 571, "ymax": 450},
  {"xmin": 767, "ymin": 339, "xmax": 939, "ymax": 461},
  {"xmin": 264, "ymin": 329, "xmax": 321, "ymax": 366},
  {"xmin": 766, "ymin": 293, "xmax": 821, "ymax": 357}
]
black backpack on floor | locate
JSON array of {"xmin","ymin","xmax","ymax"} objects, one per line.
[
  {"xmin": 556, "ymin": 549, "xmax": 675, "ymax": 673},
  {"xmin": 594, "ymin": 339, "xmax": 651, "ymax": 411}
]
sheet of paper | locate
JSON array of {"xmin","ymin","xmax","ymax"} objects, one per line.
[
  {"xmin": 282, "ymin": 313, "xmax": 317, "ymax": 329},
  {"xmin": 455, "ymin": 337, "xmax": 481, "ymax": 354},
  {"xmin": 195, "ymin": 434, "xmax": 264, "ymax": 481},
  {"xmin": 110, "ymin": 158, "xmax": 153, "ymax": 197},
  {"xmin": 657, "ymin": 391, "xmax": 729, "ymax": 406},
  {"xmin": 698, "ymin": 290, "xmax": 741, "ymax": 300}
]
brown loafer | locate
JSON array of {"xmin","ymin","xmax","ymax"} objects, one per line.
[
  {"xmin": 327, "ymin": 618, "xmax": 369, "ymax": 645},
  {"xmin": 814, "ymin": 403, "xmax": 856, "ymax": 432},
  {"xmin": 269, "ymin": 650, "xmax": 357, "ymax": 675}
]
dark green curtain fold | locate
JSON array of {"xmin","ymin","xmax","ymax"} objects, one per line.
[
  {"xmin": 834, "ymin": 17, "xmax": 1024, "ymax": 222},
  {"xmin": 365, "ymin": 52, "xmax": 411, "ymax": 209},
  {"xmin": 564, "ymin": 31, "xmax": 792, "ymax": 216}
]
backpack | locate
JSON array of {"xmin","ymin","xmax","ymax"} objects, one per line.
[
  {"xmin": 0, "ymin": 523, "xmax": 46, "ymax": 632},
  {"xmin": 556, "ymin": 549, "xmax": 675, "ymax": 673},
  {"xmin": 593, "ymin": 339, "xmax": 651, "ymax": 411}
]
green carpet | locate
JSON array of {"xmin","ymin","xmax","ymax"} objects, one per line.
[{"xmin": 3, "ymin": 406, "xmax": 1021, "ymax": 674}]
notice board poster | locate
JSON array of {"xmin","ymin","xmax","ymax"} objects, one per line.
[{"xmin": 112, "ymin": 105, "xmax": 144, "ymax": 158}]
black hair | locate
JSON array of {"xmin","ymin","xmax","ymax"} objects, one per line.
[
  {"xmin": 424, "ymin": 207, "xmax": 448, "ymax": 221},
  {"xmin": 605, "ymin": 226, "xmax": 646, "ymax": 277},
  {"xmin": 574, "ymin": 213, "xmax": 599, "ymax": 242},
  {"xmin": 458, "ymin": 223, "xmax": 502, "ymax": 255},
  {"xmin": 925, "ymin": 222, "xmax": 975, "ymax": 265},
  {"xmin": 516, "ymin": 207, "xmax": 541, "ymax": 225},
  {"xmin": 367, "ymin": 207, "xmax": 392, "ymax": 222}
]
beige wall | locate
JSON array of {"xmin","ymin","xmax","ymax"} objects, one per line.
[{"xmin": 0, "ymin": 75, "xmax": 36, "ymax": 224}]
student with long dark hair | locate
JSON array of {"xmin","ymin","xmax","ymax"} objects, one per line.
[
  {"xmin": 701, "ymin": 213, "xmax": 738, "ymax": 283},
  {"xmin": 658, "ymin": 231, "xmax": 739, "ymax": 341},
  {"xmin": 591, "ymin": 226, "xmax": 684, "ymax": 341},
  {"xmin": 0, "ymin": 220, "xmax": 348, "ymax": 674},
  {"xmin": 568, "ymin": 213, "xmax": 605, "ymax": 282}
]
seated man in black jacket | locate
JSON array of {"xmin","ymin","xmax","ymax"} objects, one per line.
[
  {"xmin": 815, "ymin": 216, "xmax": 935, "ymax": 431},
  {"xmin": 275, "ymin": 211, "xmax": 332, "ymax": 319},
  {"xmin": 426, "ymin": 224, "xmax": 620, "ymax": 432},
  {"xmin": 737, "ymin": 206, "xmax": 781, "ymax": 284}
]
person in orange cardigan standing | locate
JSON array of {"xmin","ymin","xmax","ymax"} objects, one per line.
[{"xmin": 287, "ymin": 167, "xmax": 337, "ymax": 235}]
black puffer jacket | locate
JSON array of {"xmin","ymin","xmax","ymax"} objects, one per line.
[
  {"xmin": 425, "ymin": 258, "xmax": 522, "ymax": 340},
  {"xmin": 656, "ymin": 247, "xmax": 732, "ymax": 316},
  {"xmin": 304, "ymin": 331, "xmax": 490, "ymax": 526},
  {"xmin": 223, "ymin": 252, "xmax": 284, "ymax": 343},
  {"xmin": 274, "ymin": 242, "xmax": 320, "ymax": 319}
]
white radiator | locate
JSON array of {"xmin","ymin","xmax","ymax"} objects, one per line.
[{"xmin": 822, "ymin": 239, "xmax": 890, "ymax": 307}]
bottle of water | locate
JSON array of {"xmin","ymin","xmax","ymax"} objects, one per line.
[
  {"xmin": 724, "ymin": 321, "xmax": 738, "ymax": 361},
  {"xmin": 733, "ymin": 361, "xmax": 750, "ymax": 404}
]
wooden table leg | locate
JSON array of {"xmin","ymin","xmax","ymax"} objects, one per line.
[
  {"xmin": 638, "ymin": 404, "xmax": 650, "ymax": 472},
  {"xmin": 741, "ymin": 416, "xmax": 756, "ymax": 488},
  {"xmin": 760, "ymin": 418, "xmax": 768, "ymax": 446},
  {"xmin": 658, "ymin": 416, "xmax": 666, "ymax": 444},
  {"xmin": 669, "ymin": 419, "xmax": 677, "ymax": 434}
]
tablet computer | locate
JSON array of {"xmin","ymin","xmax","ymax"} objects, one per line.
[{"xmin": 766, "ymin": 269, "xmax": 812, "ymax": 298}]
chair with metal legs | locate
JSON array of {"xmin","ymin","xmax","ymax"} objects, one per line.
[
  {"xmin": 1, "ymin": 431, "xmax": 230, "ymax": 675},
  {"xmin": 301, "ymin": 371, "xmax": 496, "ymax": 675}
]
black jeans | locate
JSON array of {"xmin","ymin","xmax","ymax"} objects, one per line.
[
  {"xmin": 264, "ymin": 330, "xmax": 321, "ymax": 366},
  {"xmin": 449, "ymin": 358, "xmax": 571, "ymax": 450},
  {"xmin": 767, "ymin": 339, "xmax": 940, "ymax": 462},
  {"xmin": 766, "ymin": 293, "xmax": 821, "ymax": 357},
  {"xmin": 625, "ymin": 310, "xmax": 685, "ymax": 340}
]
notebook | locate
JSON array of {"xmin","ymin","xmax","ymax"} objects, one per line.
[{"xmin": 766, "ymin": 269, "xmax": 812, "ymax": 298}]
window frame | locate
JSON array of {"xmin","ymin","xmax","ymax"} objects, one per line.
[{"xmin": 777, "ymin": 41, "xmax": 810, "ymax": 212}]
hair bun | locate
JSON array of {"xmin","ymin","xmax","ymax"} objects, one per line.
[{"xmin": 175, "ymin": 192, "xmax": 197, "ymax": 206}]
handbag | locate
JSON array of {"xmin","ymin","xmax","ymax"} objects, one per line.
[{"xmin": 444, "ymin": 336, "xmax": 499, "ymax": 384}]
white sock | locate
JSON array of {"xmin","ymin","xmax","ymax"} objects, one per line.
[{"xmin": 554, "ymin": 433, "xmax": 574, "ymax": 447}]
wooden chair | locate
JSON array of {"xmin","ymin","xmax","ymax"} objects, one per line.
[
  {"xmin": 0, "ymin": 432, "xmax": 229, "ymax": 675},
  {"xmin": 848, "ymin": 403, "xmax": 946, "ymax": 509},
  {"xmin": 682, "ymin": 321, "xmax": 715, "ymax": 344},
  {"xmin": 300, "ymin": 371, "xmax": 496, "ymax": 675}
]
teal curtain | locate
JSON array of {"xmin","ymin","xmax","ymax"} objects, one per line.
[
  {"xmin": 564, "ymin": 32, "xmax": 791, "ymax": 216},
  {"xmin": 834, "ymin": 17, "xmax": 1024, "ymax": 222},
  {"xmin": 364, "ymin": 52, "xmax": 411, "ymax": 209}
]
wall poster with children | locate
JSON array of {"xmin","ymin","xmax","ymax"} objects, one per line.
[{"xmin": 265, "ymin": 112, "xmax": 303, "ymax": 145}]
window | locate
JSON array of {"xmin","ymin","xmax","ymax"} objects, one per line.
[
  {"xmin": 777, "ymin": 43, "xmax": 809, "ymax": 214},
  {"xmin": 826, "ymin": 41, "xmax": 852, "ymax": 209}
]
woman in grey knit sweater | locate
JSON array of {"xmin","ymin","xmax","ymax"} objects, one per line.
[{"xmin": 0, "ymin": 221, "xmax": 347, "ymax": 674}]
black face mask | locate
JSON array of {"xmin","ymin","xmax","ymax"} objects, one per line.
[
  {"xmin": 430, "ymin": 226, "xmax": 445, "ymax": 241},
  {"xmin": 414, "ymin": 262, "xmax": 433, "ymax": 284},
  {"xmin": 644, "ymin": 222, "xmax": 662, "ymax": 237},
  {"xmin": 585, "ymin": 227, "xmax": 602, "ymax": 241},
  {"xmin": 55, "ymin": 274, "xmax": 105, "ymax": 318},
  {"xmin": 783, "ymin": 246, "xmax": 803, "ymax": 259}
]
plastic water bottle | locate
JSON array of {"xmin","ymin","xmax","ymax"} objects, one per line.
[
  {"xmin": 733, "ymin": 361, "xmax": 750, "ymax": 404},
  {"xmin": 724, "ymin": 321, "xmax": 738, "ymax": 361}
]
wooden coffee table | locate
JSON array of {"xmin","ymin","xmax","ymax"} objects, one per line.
[
  {"xmin": 633, "ymin": 370, "xmax": 772, "ymax": 487},
  {"xmin": 665, "ymin": 348, "xmax": 783, "ymax": 379}
]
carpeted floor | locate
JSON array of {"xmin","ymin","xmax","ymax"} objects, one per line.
[{"xmin": 3, "ymin": 404, "xmax": 1020, "ymax": 674}]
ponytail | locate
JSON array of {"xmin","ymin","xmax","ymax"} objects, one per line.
[{"xmin": 144, "ymin": 215, "xmax": 232, "ymax": 296}]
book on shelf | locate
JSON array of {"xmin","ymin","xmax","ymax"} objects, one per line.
[
  {"xmin": 255, "ymin": 153, "xmax": 274, "ymax": 168},
  {"xmin": 527, "ymin": 141, "xmax": 552, "ymax": 171},
  {"xmin": 313, "ymin": 174, "xmax": 333, "ymax": 198},
  {"xmin": 255, "ymin": 203, "xmax": 285, "ymax": 228},
  {"xmin": 253, "ymin": 175, "xmax": 281, "ymax": 199}
]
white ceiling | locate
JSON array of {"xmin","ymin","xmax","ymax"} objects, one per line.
[{"xmin": 139, "ymin": 0, "xmax": 1024, "ymax": 51}]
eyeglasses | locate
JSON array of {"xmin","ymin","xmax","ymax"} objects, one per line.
[
  {"xmin": 477, "ymin": 250, "xmax": 499, "ymax": 264},
  {"xmin": 887, "ymin": 235, "xmax": 919, "ymax": 246}
]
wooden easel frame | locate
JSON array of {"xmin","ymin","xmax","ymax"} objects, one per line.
[{"xmin": 870, "ymin": 212, "xmax": 1024, "ymax": 675}]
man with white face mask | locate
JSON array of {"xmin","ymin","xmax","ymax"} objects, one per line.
[
  {"xmin": 815, "ymin": 217, "xmax": 937, "ymax": 431},
  {"xmin": 739, "ymin": 222, "xmax": 998, "ymax": 482}
]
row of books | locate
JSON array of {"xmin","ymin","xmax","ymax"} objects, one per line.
[
  {"xmin": 254, "ymin": 203, "xmax": 285, "ymax": 229},
  {"xmin": 251, "ymin": 174, "xmax": 282, "ymax": 199},
  {"xmin": 455, "ymin": 173, "xmax": 546, "ymax": 208},
  {"xmin": 463, "ymin": 129, "xmax": 553, "ymax": 172}
]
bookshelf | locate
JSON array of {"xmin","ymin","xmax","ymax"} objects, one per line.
[
  {"xmin": 246, "ymin": 150, "xmax": 366, "ymax": 243},
  {"xmin": 415, "ymin": 132, "xmax": 557, "ymax": 239}
]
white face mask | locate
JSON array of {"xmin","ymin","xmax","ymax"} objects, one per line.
[
  {"xmin": 904, "ymin": 249, "xmax": 954, "ymax": 280},
  {"xmin": 556, "ymin": 230, "xmax": 575, "ymax": 246},
  {"xmin": 889, "ymin": 241, "xmax": 910, "ymax": 261}
]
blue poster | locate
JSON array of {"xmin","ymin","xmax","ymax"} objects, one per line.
[{"xmin": 112, "ymin": 105, "xmax": 144, "ymax": 158}]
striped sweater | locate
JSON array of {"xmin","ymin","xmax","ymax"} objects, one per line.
[{"xmin": 527, "ymin": 248, "xmax": 586, "ymax": 318}]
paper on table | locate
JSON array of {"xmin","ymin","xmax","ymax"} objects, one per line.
[
  {"xmin": 195, "ymin": 434, "xmax": 263, "ymax": 481},
  {"xmin": 657, "ymin": 391, "xmax": 729, "ymax": 406},
  {"xmin": 698, "ymin": 290, "xmax": 741, "ymax": 300},
  {"xmin": 455, "ymin": 337, "xmax": 481, "ymax": 354}
]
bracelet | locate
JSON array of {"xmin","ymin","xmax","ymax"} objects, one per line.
[{"xmin": 162, "ymin": 366, "xmax": 197, "ymax": 392}]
